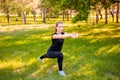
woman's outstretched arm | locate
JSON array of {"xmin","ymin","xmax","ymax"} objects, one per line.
[{"xmin": 52, "ymin": 33, "xmax": 78, "ymax": 39}]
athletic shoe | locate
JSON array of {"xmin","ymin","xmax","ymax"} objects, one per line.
[
  {"xmin": 58, "ymin": 70, "xmax": 66, "ymax": 76},
  {"xmin": 38, "ymin": 57, "xmax": 44, "ymax": 63}
]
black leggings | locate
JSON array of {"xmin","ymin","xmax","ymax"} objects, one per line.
[{"xmin": 40, "ymin": 51, "xmax": 63, "ymax": 71}]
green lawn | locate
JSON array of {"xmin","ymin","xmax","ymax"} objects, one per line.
[{"xmin": 0, "ymin": 22, "xmax": 120, "ymax": 80}]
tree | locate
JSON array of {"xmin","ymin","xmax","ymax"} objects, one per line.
[
  {"xmin": 95, "ymin": 3, "xmax": 103, "ymax": 24},
  {"xmin": 69, "ymin": 0, "xmax": 91, "ymax": 23},
  {"xmin": 0, "ymin": 0, "xmax": 32, "ymax": 24},
  {"xmin": 30, "ymin": 0, "xmax": 40, "ymax": 22},
  {"xmin": 95, "ymin": 0, "xmax": 118, "ymax": 24},
  {"xmin": 39, "ymin": 0, "xmax": 54, "ymax": 23},
  {"xmin": 0, "ymin": 0, "xmax": 11, "ymax": 23},
  {"xmin": 40, "ymin": 0, "xmax": 47, "ymax": 23},
  {"xmin": 21, "ymin": 0, "xmax": 32, "ymax": 24},
  {"xmin": 101, "ymin": 0, "xmax": 110, "ymax": 24},
  {"xmin": 91, "ymin": 7, "xmax": 95, "ymax": 25},
  {"xmin": 10, "ymin": 0, "xmax": 23, "ymax": 21},
  {"xmin": 31, "ymin": 8, "xmax": 37, "ymax": 22},
  {"xmin": 46, "ymin": 0, "xmax": 74, "ymax": 21},
  {"xmin": 109, "ymin": 5, "xmax": 115, "ymax": 22},
  {"xmin": 115, "ymin": 1, "xmax": 119, "ymax": 23}
]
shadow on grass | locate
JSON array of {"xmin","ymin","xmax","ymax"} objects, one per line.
[{"xmin": 0, "ymin": 29, "xmax": 52, "ymax": 61}]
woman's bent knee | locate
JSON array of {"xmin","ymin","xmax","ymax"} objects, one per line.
[{"xmin": 58, "ymin": 52, "xmax": 63, "ymax": 58}]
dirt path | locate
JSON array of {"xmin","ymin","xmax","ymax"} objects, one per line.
[
  {"xmin": 0, "ymin": 24, "xmax": 76, "ymax": 32},
  {"xmin": 0, "ymin": 24, "xmax": 54, "ymax": 32}
]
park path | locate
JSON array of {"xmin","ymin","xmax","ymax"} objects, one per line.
[
  {"xmin": 0, "ymin": 24, "xmax": 54, "ymax": 32},
  {"xmin": 0, "ymin": 24, "xmax": 76, "ymax": 32}
]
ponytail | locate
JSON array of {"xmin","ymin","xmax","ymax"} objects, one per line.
[{"xmin": 55, "ymin": 22, "xmax": 62, "ymax": 33}]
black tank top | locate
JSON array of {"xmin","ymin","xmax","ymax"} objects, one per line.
[{"xmin": 48, "ymin": 32, "xmax": 64, "ymax": 52}]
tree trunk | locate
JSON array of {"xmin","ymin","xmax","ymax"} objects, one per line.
[
  {"xmin": 6, "ymin": 11, "xmax": 10, "ymax": 23},
  {"xmin": 33, "ymin": 13, "xmax": 36, "ymax": 22},
  {"xmin": 40, "ymin": 13, "xmax": 42, "ymax": 18},
  {"xmin": 98, "ymin": 9, "xmax": 102, "ymax": 19},
  {"xmin": 96, "ymin": 9, "xmax": 99, "ymax": 24},
  {"xmin": 3, "ymin": 0, "xmax": 10, "ymax": 23},
  {"xmin": 48, "ymin": 14, "xmax": 50, "ymax": 21},
  {"xmin": 16, "ymin": 14, "xmax": 18, "ymax": 21},
  {"xmin": 48, "ymin": 17, "xmax": 50, "ymax": 21},
  {"xmin": 70, "ymin": 9, "xmax": 72, "ymax": 18},
  {"xmin": 91, "ymin": 9, "xmax": 94, "ymax": 26},
  {"xmin": 67, "ymin": 14, "xmax": 69, "ymax": 21},
  {"xmin": 109, "ymin": 8, "xmax": 114, "ymax": 22},
  {"xmin": 62, "ymin": 10, "xmax": 65, "ymax": 21},
  {"xmin": 105, "ymin": 8, "xmax": 108, "ymax": 24},
  {"xmin": 116, "ymin": 2, "xmax": 119, "ymax": 23},
  {"xmin": 66, "ymin": 10, "xmax": 69, "ymax": 21},
  {"xmin": 43, "ymin": 8, "xmax": 46, "ymax": 23},
  {"xmin": 32, "ymin": 9, "xmax": 36, "ymax": 22},
  {"xmin": 22, "ymin": 11, "xmax": 26, "ymax": 24}
]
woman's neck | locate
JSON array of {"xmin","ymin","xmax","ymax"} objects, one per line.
[{"xmin": 56, "ymin": 31, "xmax": 61, "ymax": 34}]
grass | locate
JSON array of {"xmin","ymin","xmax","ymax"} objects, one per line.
[{"xmin": 0, "ymin": 20, "xmax": 120, "ymax": 80}]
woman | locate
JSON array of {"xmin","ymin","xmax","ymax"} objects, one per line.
[{"xmin": 38, "ymin": 22, "xmax": 78, "ymax": 76}]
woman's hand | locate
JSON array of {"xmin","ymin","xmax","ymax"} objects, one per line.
[{"xmin": 71, "ymin": 33, "xmax": 78, "ymax": 38}]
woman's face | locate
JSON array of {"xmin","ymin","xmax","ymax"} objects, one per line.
[{"xmin": 56, "ymin": 23, "xmax": 63, "ymax": 33}]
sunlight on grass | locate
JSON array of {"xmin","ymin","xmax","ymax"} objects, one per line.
[
  {"xmin": 27, "ymin": 58, "xmax": 37, "ymax": 65},
  {"xmin": 95, "ymin": 44, "xmax": 120, "ymax": 56},
  {"xmin": 108, "ymin": 44, "xmax": 120, "ymax": 54},
  {"xmin": 30, "ymin": 69, "xmax": 41, "ymax": 77},
  {"xmin": 0, "ymin": 58, "xmax": 37, "ymax": 70},
  {"xmin": 40, "ymin": 36, "xmax": 51, "ymax": 40},
  {"xmin": 26, "ymin": 34, "xmax": 51, "ymax": 40},
  {"xmin": 29, "ymin": 59, "xmax": 58, "ymax": 77},
  {"xmin": 26, "ymin": 34, "xmax": 42, "ymax": 40},
  {"xmin": 76, "ymin": 63, "xmax": 96, "ymax": 79},
  {"xmin": 90, "ymin": 39, "xmax": 98, "ymax": 43},
  {"xmin": 0, "ymin": 36, "xmax": 12, "ymax": 47},
  {"xmin": 87, "ymin": 28, "xmax": 120, "ymax": 38},
  {"xmin": 0, "ymin": 61, "xmax": 24, "ymax": 69},
  {"xmin": 95, "ymin": 46, "xmax": 109, "ymax": 56},
  {"xmin": 15, "ymin": 40, "xmax": 29, "ymax": 45},
  {"xmin": 0, "ymin": 36, "xmax": 12, "ymax": 41}
]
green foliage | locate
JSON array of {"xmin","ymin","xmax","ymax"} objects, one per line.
[
  {"xmin": 0, "ymin": 1, "xmax": 10, "ymax": 13},
  {"xmin": 48, "ymin": 0, "xmax": 91, "ymax": 22},
  {"xmin": 71, "ymin": 0, "xmax": 90, "ymax": 23},
  {"xmin": 72, "ymin": 12, "xmax": 89, "ymax": 23}
]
